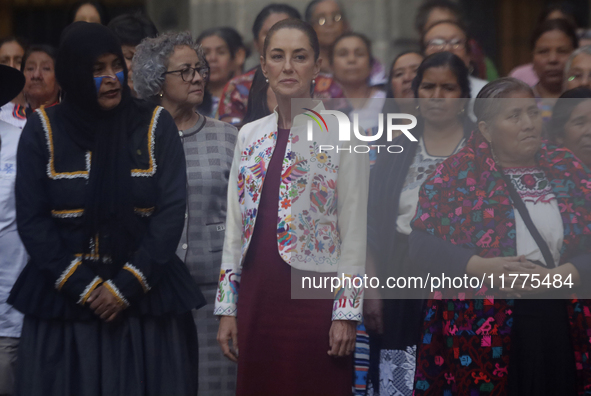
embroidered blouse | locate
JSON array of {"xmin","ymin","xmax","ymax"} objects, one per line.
[
  {"xmin": 214, "ymin": 102, "xmax": 370, "ymax": 321},
  {"xmin": 506, "ymin": 166, "xmax": 564, "ymax": 266}
]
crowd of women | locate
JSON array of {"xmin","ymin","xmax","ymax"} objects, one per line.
[{"xmin": 0, "ymin": 0, "xmax": 590, "ymax": 395}]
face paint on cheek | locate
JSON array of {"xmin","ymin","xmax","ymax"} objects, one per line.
[
  {"xmin": 94, "ymin": 76, "xmax": 107, "ymax": 93},
  {"xmin": 115, "ymin": 70, "xmax": 124, "ymax": 86},
  {"xmin": 93, "ymin": 71, "xmax": 126, "ymax": 94}
]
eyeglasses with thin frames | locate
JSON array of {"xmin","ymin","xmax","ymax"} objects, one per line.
[
  {"xmin": 315, "ymin": 13, "xmax": 342, "ymax": 26},
  {"xmin": 425, "ymin": 38, "xmax": 466, "ymax": 52},
  {"xmin": 163, "ymin": 65, "xmax": 209, "ymax": 82}
]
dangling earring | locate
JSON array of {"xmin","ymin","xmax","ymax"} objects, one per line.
[{"xmin": 489, "ymin": 140, "xmax": 501, "ymax": 165}]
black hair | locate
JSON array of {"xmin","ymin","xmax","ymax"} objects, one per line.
[
  {"xmin": 0, "ymin": 36, "xmax": 28, "ymax": 53},
  {"xmin": 375, "ymin": 51, "xmax": 424, "ymax": 149},
  {"xmin": 531, "ymin": 18, "xmax": 578, "ymax": 51},
  {"xmin": 538, "ymin": 2, "xmax": 577, "ymax": 27},
  {"xmin": 304, "ymin": 0, "xmax": 347, "ymax": 24},
  {"xmin": 68, "ymin": 1, "xmax": 109, "ymax": 25},
  {"xmin": 412, "ymin": 51, "xmax": 471, "ymax": 99},
  {"xmin": 549, "ymin": 86, "xmax": 591, "ymax": 141},
  {"xmin": 415, "ymin": 0, "xmax": 463, "ymax": 34},
  {"xmin": 420, "ymin": 19, "xmax": 471, "ymax": 55},
  {"xmin": 243, "ymin": 66, "xmax": 271, "ymax": 125},
  {"xmin": 252, "ymin": 4, "xmax": 301, "ymax": 40},
  {"xmin": 263, "ymin": 18, "xmax": 320, "ymax": 61},
  {"xmin": 385, "ymin": 50, "xmax": 424, "ymax": 98},
  {"xmin": 329, "ymin": 32, "xmax": 372, "ymax": 66},
  {"xmin": 107, "ymin": 13, "xmax": 158, "ymax": 47},
  {"xmin": 197, "ymin": 27, "xmax": 249, "ymax": 60},
  {"xmin": 21, "ymin": 44, "xmax": 58, "ymax": 73}
]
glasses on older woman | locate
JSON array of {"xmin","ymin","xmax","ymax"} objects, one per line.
[
  {"xmin": 163, "ymin": 65, "xmax": 209, "ymax": 82},
  {"xmin": 425, "ymin": 38, "xmax": 466, "ymax": 52},
  {"xmin": 315, "ymin": 13, "xmax": 342, "ymax": 26},
  {"xmin": 568, "ymin": 72, "xmax": 591, "ymax": 83}
]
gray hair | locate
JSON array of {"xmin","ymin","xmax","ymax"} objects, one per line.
[
  {"xmin": 473, "ymin": 77, "xmax": 534, "ymax": 123},
  {"xmin": 564, "ymin": 45, "xmax": 591, "ymax": 86},
  {"xmin": 132, "ymin": 31, "xmax": 205, "ymax": 100}
]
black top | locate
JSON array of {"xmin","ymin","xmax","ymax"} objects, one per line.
[{"xmin": 9, "ymin": 102, "xmax": 205, "ymax": 320}]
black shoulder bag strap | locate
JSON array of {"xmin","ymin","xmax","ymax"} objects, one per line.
[{"xmin": 502, "ymin": 172, "xmax": 556, "ymax": 268}]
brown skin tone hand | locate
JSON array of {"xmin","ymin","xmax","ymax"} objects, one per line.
[
  {"xmin": 86, "ymin": 285, "xmax": 125, "ymax": 322},
  {"xmin": 328, "ymin": 320, "xmax": 357, "ymax": 357}
]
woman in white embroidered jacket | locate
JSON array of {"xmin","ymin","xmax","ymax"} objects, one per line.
[{"xmin": 215, "ymin": 18, "xmax": 369, "ymax": 395}]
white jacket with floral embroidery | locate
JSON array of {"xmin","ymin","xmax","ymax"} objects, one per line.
[{"xmin": 214, "ymin": 102, "xmax": 369, "ymax": 321}]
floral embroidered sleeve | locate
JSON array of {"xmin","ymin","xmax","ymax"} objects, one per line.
[
  {"xmin": 332, "ymin": 134, "xmax": 370, "ymax": 321},
  {"xmin": 15, "ymin": 114, "xmax": 101, "ymax": 305},
  {"xmin": 214, "ymin": 131, "xmax": 244, "ymax": 316}
]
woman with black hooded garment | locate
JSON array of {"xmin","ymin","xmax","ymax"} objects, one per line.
[{"xmin": 8, "ymin": 22, "xmax": 204, "ymax": 396}]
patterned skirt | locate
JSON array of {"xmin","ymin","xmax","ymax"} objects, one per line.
[{"xmin": 367, "ymin": 235, "xmax": 424, "ymax": 396}]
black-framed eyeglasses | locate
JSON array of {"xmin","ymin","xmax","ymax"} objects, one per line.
[
  {"xmin": 316, "ymin": 13, "xmax": 342, "ymax": 26},
  {"xmin": 426, "ymin": 38, "xmax": 466, "ymax": 51},
  {"xmin": 163, "ymin": 65, "xmax": 209, "ymax": 82}
]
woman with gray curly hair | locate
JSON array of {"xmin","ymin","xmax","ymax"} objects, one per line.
[{"xmin": 133, "ymin": 31, "xmax": 239, "ymax": 396}]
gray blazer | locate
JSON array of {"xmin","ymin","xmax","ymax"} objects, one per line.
[{"xmin": 176, "ymin": 115, "xmax": 237, "ymax": 285}]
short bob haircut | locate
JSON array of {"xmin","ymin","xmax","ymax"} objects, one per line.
[
  {"xmin": 473, "ymin": 77, "xmax": 534, "ymax": 124},
  {"xmin": 132, "ymin": 31, "xmax": 206, "ymax": 100}
]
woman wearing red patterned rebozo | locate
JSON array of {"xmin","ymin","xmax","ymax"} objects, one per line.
[{"xmin": 409, "ymin": 77, "xmax": 591, "ymax": 395}]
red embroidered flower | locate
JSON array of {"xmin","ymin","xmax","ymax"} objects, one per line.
[
  {"xmin": 521, "ymin": 174, "xmax": 536, "ymax": 188},
  {"xmin": 280, "ymin": 198, "xmax": 291, "ymax": 209}
]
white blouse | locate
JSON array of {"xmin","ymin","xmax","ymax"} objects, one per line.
[
  {"xmin": 504, "ymin": 167, "xmax": 564, "ymax": 265},
  {"xmin": 507, "ymin": 167, "xmax": 563, "ymax": 266},
  {"xmin": 397, "ymin": 137, "xmax": 465, "ymax": 235}
]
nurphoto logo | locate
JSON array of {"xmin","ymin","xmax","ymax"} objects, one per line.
[{"xmin": 303, "ymin": 107, "xmax": 418, "ymax": 154}]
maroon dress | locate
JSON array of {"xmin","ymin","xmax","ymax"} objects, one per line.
[{"xmin": 236, "ymin": 128, "xmax": 352, "ymax": 396}]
